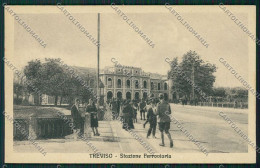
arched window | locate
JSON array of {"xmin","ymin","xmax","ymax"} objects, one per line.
[
  {"xmin": 135, "ymin": 80, "xmax": 139, "ymax": 89},
  {"xmin": 151, "ymin": 82, "xmax": 154, "ymax": 90},
  {"xmin": 117, "ymin": 91, "xmax": 122, "ymax": 99},
  {"xmin": 143, "ymin": 81, "xmax": 147, "ymax": 89},
  {"xmin": 107, "ymin": 91, "xmax": 113, "ymax": 100},
  {"xmin": 164, "ymin": 83, "xmax": 168, "ymax": 90},
  {"xmin": 117, "ymin": 79, "xmax": 122, "ymax": 88},
  {"xmin": 126, "ymin": 92, "xmax": 131, "ymax": 99},
  {"xmin": 108, "ymin": 78, "xmax": 112, "ymax": 88},
  {"xmin": 158, "ymin": 83, "xmax": 161, "ymax": 90},
  {"xmin": 135, "ymin": 92, "xmax": 140, "ymax": 100},
  {"xmin": 126, "ymin": 80, "xmax": 131, "ymax": 88}
]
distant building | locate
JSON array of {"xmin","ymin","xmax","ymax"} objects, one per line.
[
  {"xmin": 100, "ymin": 65, "xmax": 171, "ymax": 101},
  {"xmin": 14, "ymin": 64, "xmax": 172, "ymax": 105}
]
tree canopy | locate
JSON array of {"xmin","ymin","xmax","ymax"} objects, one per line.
[
  {"xmin": 168, "ymin": 51, "xmax": 217, "ymax": 101},
  {"xmin": 23, "ymin": 58, "xmax": 97, "ymax": 105}
]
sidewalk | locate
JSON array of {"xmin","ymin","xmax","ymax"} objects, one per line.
[
  {"xmin": 100, "ymin": 107, "xmax": 203, "ymax": 154},
  {"xmin": 14, "ymin": 107, "xmax": 206, "ymax": 154},
  {"xmin": 113, "ymin": 119, "xmax": 203, "ymax": 153}
]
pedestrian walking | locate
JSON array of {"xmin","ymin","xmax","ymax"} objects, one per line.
[
  {"xmin": 155, "ymin": 93, "xmax": 173, "ymax": 148},
  {"xmin": 86, "ymin": 98, "xmax": 100, "ymax": 136},
  {"xmin": 143, "ymin": 99, "xmax": 151, "ymax": 127},
  {"xmin": 145, "ymin": 99, "xmax": 157, "ymax": 139}
]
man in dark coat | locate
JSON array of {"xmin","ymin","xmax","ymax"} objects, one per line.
[
  {"xmin": 122, "ymin": 99, "xmax": 134, "ymax": 130},
  {"xmin": 71, "ymin": 98, "xmax": 84, "ymax": 137}
]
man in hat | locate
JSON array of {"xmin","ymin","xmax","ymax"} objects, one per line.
[{"xmin": 156, "ymin": 93, "xmax": 173, "ymax": 148}]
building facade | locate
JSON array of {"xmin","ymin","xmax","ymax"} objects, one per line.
[{"xmin": 100, "ymin": 65, "xmax": 171, "ymax": 101}]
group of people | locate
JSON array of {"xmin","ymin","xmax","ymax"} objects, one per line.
[
  {"xmin": 107, "ymin": 98, "xmax": 150, "ymax": 122},
  {"xmin": 108, "ymin": 93, "xmax": 174, "ymax": 148},
  {"xmin": 71, "ymin": 98, "xmax": 100, "ymax": 138},
  {"xmin": 71, "ymin": 93, "xmax": 174, "ymax": 148}
]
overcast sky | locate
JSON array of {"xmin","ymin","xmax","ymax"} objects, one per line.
[{"xmin": 13, "ymin": 6, "xmax": 252, "ymax": 87}]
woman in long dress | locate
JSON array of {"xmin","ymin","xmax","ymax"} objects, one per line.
[{"xmin": 86, "ymin": 98, "xmax": 100, "ymax": 136}]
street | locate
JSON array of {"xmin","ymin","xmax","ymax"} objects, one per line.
[{"xmin": 14, "ymin": 104, "xmax": 248, "ymax": 154}]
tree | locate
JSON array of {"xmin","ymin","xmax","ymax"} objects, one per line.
[
  {"xmin": 40, "ymin": 60, "xmax": 67, "ymax": 105},
  {"xmin": 13, "ymin": 82, "xmax": 24, "ymax": 105},
  {"xmin": 14, "ymin": 83, "xmax": 24, "ymax": 99},
  {"xmin": 24, "ymin": 59, "xmax": 43, "ymax": 105},
  {"xmin": 212, "ymin": 87, "xmax": 226, "ymax": 98},
  {"xmin": 168, "ymin": 57, "xmax": 182, "ymax": 100},
  {"xmin": 168, "ymin": 51, "xmax": 217, "ymax": 101},
  {"xmin": 23, "ymin": 58, "xmax": 97, "ymax": 106}
]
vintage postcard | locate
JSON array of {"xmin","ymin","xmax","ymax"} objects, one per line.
[{"xmin": 4, "ymin": 5, "xmax": 257, "ymax": 163}]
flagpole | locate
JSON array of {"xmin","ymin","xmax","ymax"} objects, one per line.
[{"xmin": 97, "ymin": 13, "xmax": 100, "ymax": 108}]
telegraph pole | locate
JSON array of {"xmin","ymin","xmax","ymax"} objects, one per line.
[{"xmin": 97, "ymin": 13, "xmax": 100, "ymax": 108}]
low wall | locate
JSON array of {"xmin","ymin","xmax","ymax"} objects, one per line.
[
  {"xmin": 13, "ymin": 106, "xmax": 95, "ymax": 140},
  {"xmin": 14, "ymin": 117, "xmax": 73, "ymax": 140}
]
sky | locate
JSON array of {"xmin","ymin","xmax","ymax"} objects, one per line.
[{"xmin": 12, "ymin": 6, "xmax": 252, "ymax": 87}]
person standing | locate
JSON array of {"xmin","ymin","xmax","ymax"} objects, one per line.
[
  {"xmin": 86, "ymin": 98, "xmax": 100, "ymax": 136},
  {"xmin": 145, "ymin": 99, "xmax": 157, "ymax": 139},
  {"xmin": 71, "ymin": 98, "xmax": 84, "ymax": 138},
  {"xmin": 128, "ymin": 100, "xmax": 134, "ymax": 129},
  {"xmin": 111, "ymin": 98, "xmax": 118, "ymax": 120},
  {"xmin": 116, "ymin": 98, "xmax": 121, "ymax": 119},
  {"xmin": 139, "ymin": 99, "xmax": 147, "ymax": 120},
  {"xmin": 156, "ymin": 93, "xmax": 173, "ymax": 148},
  {"xmin": 143, "ymin": 99, "xmax": 151, "ymax": 128},
  {"xmin": 132, "ymin": 100, "xmax": 138, "ymax": 123},
  {"xmin": 71, "ymin": 98, "xmax": 83, "ymax": 137},
  {"xmin": 122, "ymin": 99, "xmax": 134, "ymax": 130}
]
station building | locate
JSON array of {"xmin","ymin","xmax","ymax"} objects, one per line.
[{"xmin": 99, "ymin": 65, "xmax": 171, "ymax": 101}]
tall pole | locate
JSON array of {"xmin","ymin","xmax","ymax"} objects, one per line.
[{"xmin": 97, "ymin": 13, "xmax": 100, "ymax": 108}]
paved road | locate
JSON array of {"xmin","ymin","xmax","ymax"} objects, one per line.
[
  {"xmin": 171, "ymin": 104, "xmax": 248, "ymax": 153},
  {"xmin": 14, "ymin": 104, "xmax": 248, "ymax": 154}
]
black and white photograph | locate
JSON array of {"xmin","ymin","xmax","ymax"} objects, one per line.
[{"xmin": 3, "ymin": 5, "xmax": 257, "ymax": 163}]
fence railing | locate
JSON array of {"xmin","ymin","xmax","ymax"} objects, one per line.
[{"xmin": 197, "ymin": 102, "xmax": 248, "ymax": 109}]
